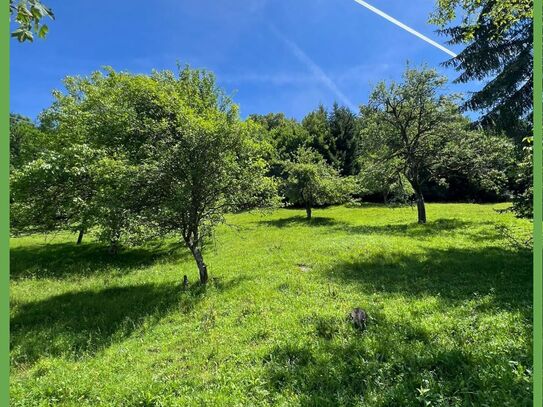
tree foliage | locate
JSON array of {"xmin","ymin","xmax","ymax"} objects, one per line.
[
  {"xmin": 10, "ymin": 62, "xmax": 522, "ymax": 280},
  {"xmin": 511, "ymin": 137, "xmax": 533, "ymax": 219},
  {"xmin": 357, "ymin": 157, "xmax": 414, "ymax": 204},
  {"xmin": 11, "ymin": 67, "xmax": 279, "ymax": 282},
  {"xmin": 329, "ymin": 103, "xmax": 360, "ymax": 176},
  {"xmin": 430, "ymin": 0, "xmax": 531, "ymax": 35},
  {"xmin": 302, "ymin": 105, "xmax": 337, "ymax": 166},
  {"xmin": 431, "ymin": 0, "xmax": 534, "ymax": 219},
  {"xmin": 282, "ymin": 147, "xmax": 353, "ymax": 219},
  {"xmin": 431, "ymin": 0, "xmax": 532, "ymax": 139},
  {"xmin": 361, "ymin": 66, "xmax": 514, "ymax": 223},
  {"xmin": 10, "ymin": 0, "xmax": 54, "ymax": 42},
  {"xmin": 9, "ymin": 114, "xmax": 50, "ymax": 170},
  {"xmin": 249, "ymin": 113, "xmax": 311, "ymax": 163},
  {"xmin": 300, "ymin": 104, "xmax": 360, "ymax": 176},
  {"xmin": 138, "ymin": 70, "xmax": 279, "ymax": 282},
  {"xmin": 12, "ymin": 68, "xmax": 157, "ymax": 248},
  {"xmin": 12, "ymin": 145, "xmax": 100, "ymax": 239}
]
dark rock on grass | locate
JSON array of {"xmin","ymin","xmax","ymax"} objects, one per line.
[{"xmin": 350, "ymin": 307, "xmax": 368, "ymax": 331}]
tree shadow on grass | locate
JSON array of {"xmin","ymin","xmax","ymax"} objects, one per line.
[
  {"xmin": 10, "ymin": 240, "xmax": 190, "ymax": 281},
  {"xmin": 324, "ymin": 246, "xmax": 532, "ymax": 311},
  {"xmin": 10, "ymin": 277, "xmax": 246, "ymax": 368},
  {"xmin": 258, "ymin": 216, "xmax": 341, "ymax": 228},
  {"xmin": 341, "ymin": 218, "xmax": 489, "ymax": 239},
  {"xmin": 258, "ymin": 216, "xmax": 500, "ymax": 241}
]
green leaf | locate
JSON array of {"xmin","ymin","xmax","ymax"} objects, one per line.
[
  {"xmin": 11, "ymin": 28, "xmax": 34, "ymax": 42},
  {"xmin": 30, "ymin": 5, "xmax": 44, "ymax": 19},
  {"xmin": 22, "ymin": 30, "xmax": 34, "ymax": 42},
  {"xmin": 38, "ymin": 24, "xmax": 49, "ymax": 38},
  {"xmin": 17, "ymin": 4, "xmax": 33, "ymax": 18}
]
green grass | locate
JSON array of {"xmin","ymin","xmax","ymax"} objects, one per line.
[{"xmin": 10, "ymin": 203, "xmax": 533, "ymax": 406}]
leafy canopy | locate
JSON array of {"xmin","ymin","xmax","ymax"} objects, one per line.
[
  {"xmin": 127, "ymin": 67, "xmax": 279, "ymax": 282},
  {"xmin": 430, "ymin": 0, "xmax": 531, "ymax": 36},
  {"xmin": 11, "ymin": 66, "xmax": 279, "ymax": 280},
  {"xmin": 282, "ymin": 147, "xmax": 353, "ymax": 218},
  {"xmin": 360, "ymin": 66, "xmax": 514, "ymax": 222}
]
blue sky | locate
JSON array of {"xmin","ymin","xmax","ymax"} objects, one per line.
[{"xmin": 10, "ymin": 0, "xmax": 479, "ymax": 121}]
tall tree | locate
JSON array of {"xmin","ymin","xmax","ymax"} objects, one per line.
[
  {"xmin": 248, "ymin": 113, "xmax": 288, "ymax": 131},
  {"xmin": 431, "ymin": 0, "xmax": 534, "ymax": 218},
  {"xmin": 136, "ymin": 68, "xmax": 278, "ymax": 284},
  {"xmin": 12, "ymin": 145, "xmax": 100, "ymax": 243},
  {"xmin": 248, "ymin": 113, "xmax": 312, "ymax": 160},
  {"xmin": 361, "ymin": 66, "xmax": 514, "ymax": 223},
  {"xmin": 15, "ymin": 68, "xmax": 156, "ymax": 248},
  {"xmin": 430, "ymin": 0, "xmax": 532, "ymax": 140},
  {"xmin": 12, "ymin": 67, "xmax": 279, "ymax": 280},
  {"xmin": 302, "ymin": 105, "xmax": 337, "ymax": 167},
  {"xmin": 249, "ymin": 112, "xmax": 312, "ymax": 178},
  {"xmin": 329, "ymin": 103, "xmax": 359, "ymax": 176}
]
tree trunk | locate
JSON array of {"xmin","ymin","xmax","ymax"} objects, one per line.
[
  {"xmin": 76, "ymin": 229, "xmax": 84, "ymax": 245},
  {"xmin": 305, "ymin": 204, "xmax": 312, "ymax": 220},
  {"xmin": 190, "ymin": 245, "xmax": 208, "ymax": 284},
  {"xmin": 108, "ymin": 241, "xmax": 119, "ymax": 255},
  {"xmin": 108, "ymin": 228, "xmax": 122, "ymax": 255},
  {"xmin": 416, "ymin": 191, "xmax": 426, "ymax": 224}
]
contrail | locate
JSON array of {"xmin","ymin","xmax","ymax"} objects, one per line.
[
  {"xmin": 270, "ymin": 25, "xmax": 357, "ymax": 111},
  {"xmin": 352, "ymin": 0, "xmax": 457, "ymax": 58}
]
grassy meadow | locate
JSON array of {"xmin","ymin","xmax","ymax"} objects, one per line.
[{"xmin": 10, "ymin": 203, "xmax": 532, "ymax": 406}]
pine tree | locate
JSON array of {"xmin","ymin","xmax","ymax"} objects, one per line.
[
  {"xmin": 433, "ymin": 0, "xmax": 533, "ymax": 141},
  {"xmin": 329, "ymin": 103, "xmax": 359, "ymax": 176},
  {"xmin": 302, "ymin": 105, "xmax": 337, "ymax": 167}
]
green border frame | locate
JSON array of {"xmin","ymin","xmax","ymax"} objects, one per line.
[
  {"xmin": 1, "ymin": 0, "xmax": 9, "ymax": 405},
  {"xmin": 535, "ymin": 0, "xmax": 543, "ymax": 405},
  {"xmin": 0, "ymin": 1, "xmax": 542, "ymax": 406}
]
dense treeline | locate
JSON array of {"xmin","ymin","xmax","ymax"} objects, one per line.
[
  {"xmin": 249, "ymin": 85, "xmax": 517, "ymax": 208},
  {"xmin": 9, "ymin": 65, "xmax": 528, "ymax": 280}
]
